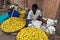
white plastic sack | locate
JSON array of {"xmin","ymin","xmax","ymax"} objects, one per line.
[
  {"xmin": 45, "ymin": 26, "xmax": 56, "ymax": 34},
  {"xmin": 31, "ymin": 20, "xmax": 42, "ymax": 29},
  {"xmin": 47, "ymin": 18, "xmax": 55, "ymax": 27}
]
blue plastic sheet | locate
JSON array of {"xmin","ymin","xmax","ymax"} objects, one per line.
[
  {"xmin": 8, "ymin": 10, "xmax": 19, "ymax": 17},
  {"xmin": 0, "ymin": 13, "xmax": 9, "ymax": 24}
]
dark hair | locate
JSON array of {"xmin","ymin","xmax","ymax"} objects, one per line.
[{"xmin": 32, "ymin": 4, "xmax": 38, "ymax": 9}]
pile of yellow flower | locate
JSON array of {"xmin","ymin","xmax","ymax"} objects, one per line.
[
  {"xmin": 16, "ymin": 27, "xmax": 48, "ymax": 40},
  {"xmin": 1, "ymin": 17, "xmax": 26, "ymax": 33},
  {"xmin": 19, "ymin": 10, "xmax": 26, "ymax": 17}
]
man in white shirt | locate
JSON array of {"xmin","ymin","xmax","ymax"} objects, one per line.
[
  {"xmin": 27, "ymin": 4, "xmax": 42, "ymax": 21},
  {"xmin": 27, "ymin": 9, "xmax": 41, "ymax": 20},
  {"xmin": 26, "ymin": 4, "xmax": 45, "ymax": 28}
]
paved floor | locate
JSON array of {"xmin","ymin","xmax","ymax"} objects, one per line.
[{"xmin": 0, "ymin": 29, "xmax": 16, "ymax": 40}]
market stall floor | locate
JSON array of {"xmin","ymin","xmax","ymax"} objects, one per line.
[{"xmin": 0, "ymin": 29, "xmax": 16, "ymax": 40}]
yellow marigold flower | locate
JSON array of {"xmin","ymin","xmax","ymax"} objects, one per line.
[
  {"xmin": 1, "ymin": 17, "xmax": 26, "ymax": 33},
  {"xmin": 16, "ymin": 27, "xmax": 48, "ymax": 40}
]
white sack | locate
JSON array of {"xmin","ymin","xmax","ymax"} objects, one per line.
[
  {"xmin": 47, "ymin": 18, "xmax": 55, "ymax": 27},
  {"xmin": 45, "ymin": 26, "xmax": 56, "ymax": 34}
]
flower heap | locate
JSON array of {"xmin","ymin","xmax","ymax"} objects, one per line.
[
  {"xmin": 1, "ymin": 17, "xmax": 26, "ymax": 32},
  {"xmin": 16, "ymin": 27, "xmax": 48, "ymax": 40}
]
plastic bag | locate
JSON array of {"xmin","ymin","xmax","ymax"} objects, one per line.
[
  {"xmin": 0, "ymin": 13, "xmax": 9, "ymax": 24},
  {"xmin": 8, "ymin": 10, "xmax": 19, "ymax": 17},
  {"xmin": 47, "ymin": 18, "xmax": 55, "ymax": 27},
  {"xmin": 45, "ymin": 26, "xmax": 56, "ymax": 34}
]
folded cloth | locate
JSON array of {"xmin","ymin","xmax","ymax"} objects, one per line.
[{"xmin": 31, "ymin": 20, "xmax": 42, "ymax": 29}]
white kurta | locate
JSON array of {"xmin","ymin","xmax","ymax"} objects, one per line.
[{"xmin": 27, "ymin": 9, "xmax": 41, "ymax": 20}]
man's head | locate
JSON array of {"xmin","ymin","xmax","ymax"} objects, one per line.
[{"xmin": 32, "ymin": 4, "xmax": 38, "ymax": 12}]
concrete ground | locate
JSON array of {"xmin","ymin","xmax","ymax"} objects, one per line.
[{"xmin": 0, "ymin": 29, "xmax": 16, "ymax": 40}]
